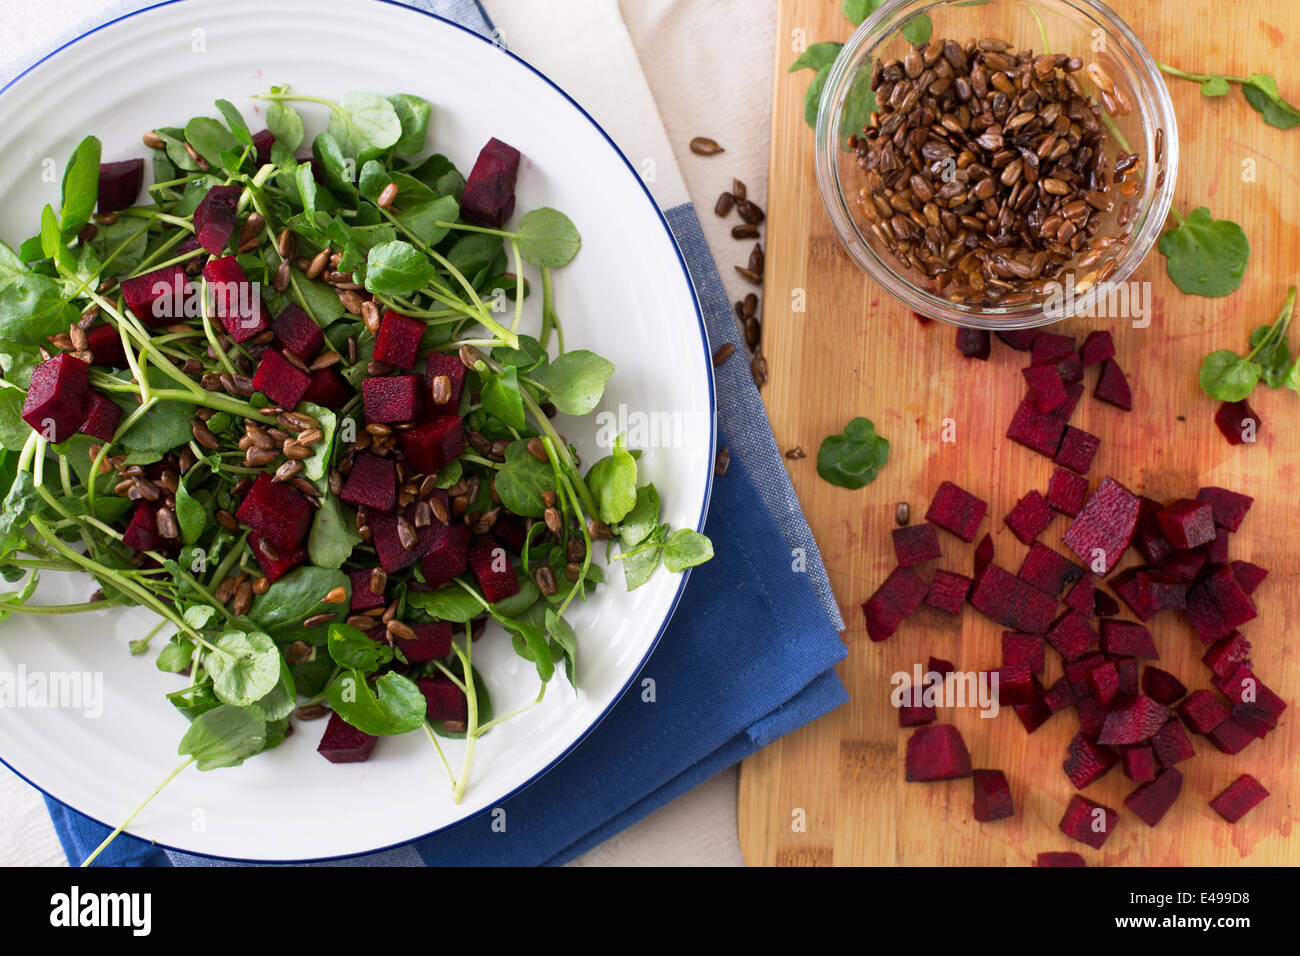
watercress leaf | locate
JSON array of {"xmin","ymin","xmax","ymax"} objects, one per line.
[
  {"xmin": 387, "ymin": 93, "xmax": 432, "ymax": 156},
  {"xmin": 266, "ymin": 99, "xmax": 304, "ymax": 152},
  {"xmin": 59, "ymin": 136, "xmax": 101, "ymax": 241},
  {"xmin": 618, "ymin": 483, "xmax": 661, "ymax": 548},
  {"xmin": 296, "ymin": 163, "xmax": 319, "ymax": 220},
  {"xmin": 662, "ymin": 528, "xmax": 714, "ymax": 572},
  {"xmin": 326, "ymin": 621, "xmax": 392, "ymax": 671},
  {"xmin": 248, "ymin": 566, "xmax": 349, "ymax": 638},
  {"xmin": 1201, "ymin": 74, "xmax": 1231, "ymax": 97},
  {"xmin": 183, "ymin": 604, "xmax": 216, "ymax": 629},
  {"xmin": 533, "ymin": 349, "xmax": 614, "ymax": 415},
  {"xmin": 408, "ymin": 152, "xmax": 465, "ymax": 199},
  {"xmin": 620, "ymin": 542, "xmax": 660, "ymax": 591},
  {"xmin": 406, "ymin": 584, "xmax": 482, "ymax": 622},
  {"xmin": 308, "ymin": 493, "xmax": 361, "ymax": 569},
  {"xmin": 1248, "ymin": 324, "xmax": 1293, "ymax": 388},
  {"xmin": 493, "ymin": 440, "xmax": 554, "ymax": 518},
  {"xmin": 0, "ymin": 389, "xmax": 31, "ymax": 451},
  {"xmin": 207, "ymin": 630, "xmax": 281, "ymax": 707},
  {"xmin": 357, "ymin": 159, "xmax": 391, "ymax": 203},
  {"xmin": 0, "ymin": 571, "xmax": 39, "ymax": 623},
  {"xmin": 841, "ymin": 0, "xmax": 877, "ymax": 24},
  {"xmin": 156, "ymin": 638, "xmax": 194, "ymax": 673},
  {"xmin": 175, "ymin": 480, "xmax": 206, "ymax": 545},
  {"xmin": 326, "ymin": 669, "xmax": 425, "ymax": 736},
  {"xmin": 40, "ymin": 205, "xmax": 70, "ymax": 271},
  {"xmin": 394, "ymin": 195, "xmax": 460, "ymax": 247},
  {"xmin": 293, "ymin": 276, "xmax": 349, "ymax": 323},
  {"xmin": 363, "ymin": 240, "xmax": 436, "ymax": 295},
  {"xmin": 1241, "ymin": 73, "xmax": 1300, "ymax": 130},
  {"xmin": 506, "ymin": 618, "xmax": 555, "ymax": 683},
  {"xmin": 804, "ymin": 64, "xmax": 833, "ymax": 129},
  {"xmin": 1288, "ymin": 358, "xmax": 1300, "ymax": 393},
  {"xmin": 178, "ymin": 703, "xmax": 267, "ymax": 770},
  {"xmin": 1199, "ymin": 349, "xmax": 1261, "ymax": 402},
  {"xmin": 299, "ymin": 402, "xmax": 336, "ymax": 482},
  {"xmin": 327, "ymin": 92, "xmax": 402, "ymax": 159},
  {"xmin": 1157, "ymin": 207, "xmax": 1250, "ymax": 297},
  {"xmin": 585, "ymin": 436, "xmax": 638, "ymax": 524},
  {"xmin": 817, "ymin": 416, "xmax": 889, "ymax": 489},
  {"xmin": 185, "ymin": 116, "xmax": 240, "ymax": 170},
  {"xmin": 0, "ymin": 244, "xmax": 79, "ymax": 345},
  {"xmin": 901, "ymin": 13, "xmax": 933, "ymax": 45},
  {"xmin": 789, "ymin": 41, "xmax": 843, "ymax": 73},
  {"xmin": 492, "ymin": 334, "xmax": 547, "ymax": 370},
  {"xmin": 480, "ymin": 363, "xmax": 526, "ymax": 430},
  {"xmin": 115, "ymin": 393, "xmax": 197, "ymax": 455},
  {"xmin": 312, "ymin": 133, "xmax": 357, "ymax": 200},
  {"xmin": 257, "ymin": 656, "xmax": 298, "ymax": 722},
  {"xmin": 492, "ymin": 568, "xmax": 540, "ymax": 618},
  {"xmin": 544, "ymin": 608, "xmax": 577, "ymax": 683},
  {"xmin": 515, "ymin": 208, "xmax": 582, "ymax": 268},
  {"xmin": 446, "ymin": 231, "xmax": 502, "ymax": 278},
  {"xmin": 214, "ymin": 99, "xmax": 254, "ymax": 146}
]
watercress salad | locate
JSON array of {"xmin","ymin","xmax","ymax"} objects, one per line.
[{"xmin": 0, "ymin": 87, "xmax": 712, "ymax": 863}]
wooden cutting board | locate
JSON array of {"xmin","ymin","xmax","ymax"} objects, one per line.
[{"xmin": 737, "ymin": 0, "xmax": 1299, "ymax": 866}]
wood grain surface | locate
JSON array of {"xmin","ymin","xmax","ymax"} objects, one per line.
[{"xmin": 737, "ymin": 0, "xmax": 1299, "ymax": 866}]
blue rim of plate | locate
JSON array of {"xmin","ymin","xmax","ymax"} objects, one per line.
[{"xmin": 0, "ymin": 0, "xmax": 717, "ymax": 865}]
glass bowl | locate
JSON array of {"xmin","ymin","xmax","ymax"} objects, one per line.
[{"xmin": 814, "ymin": 0, "xmax": 1177, "ymax": 329}]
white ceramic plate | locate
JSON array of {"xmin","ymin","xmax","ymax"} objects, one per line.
[{"xmin": 0, "ymin": 0, "xmax": 713, "ymax": 861}]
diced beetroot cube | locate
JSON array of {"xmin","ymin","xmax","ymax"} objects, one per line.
[
  {"xmin": 122, "ymin": 503, "xmax": 163, "ymax": 553},
  {"xmin": 1201, "ymin": 526, "xmax": 1229, "ymax": 565},
  {"xmin": 461, "ymin": 137, "xmax": 521, "ymax": 227},
  {"xmin": 923, "ymin": 569, "xmax": 970, "ymax": 615},
  {"xmin": 892, "ymin": 522, "xmax": 941, "ymax": 567},
  {"xmin": 1002, "ymin": 632, "xmax": 1045, "ymax": 674},
  {"xmin": 1088, "ymin": 660, "xmax": 1120, "ymax": 707},
  {"xmin": 1176, "ymin": 689, "xmax": 1231, "ymax": 735},
  {"xmin": 192, "ymin": 183, "xmax": 242, "ymax": 254},
  {"xmin": 97, "ymin": 159, "xmax": 144, "ymax": 213},
  {"xmin": 1065, "ymin": 652, "xmax": 1105, "ymax": 695},
  {"xmin": 22, "ymin": 353, "xmax": 90, "ymax": 443},
  {"xmin": 1115, "ymin": 658, "xmax": 1139, "ymax": 698},
  {"xmin": 1032, "ymin": 331, "xmax": 1076, "ymax": 364},
  {"xmin": 1054, "ymin": 426, "xmax": 1101, "ymax": 475},
  {"xmin": 1134, "ymin": 497, "xmax": 1173, "ymax": 566},
  {"xmin": 202, "ymin": 256, "xmax": 270, "ymax": 343},
  {"xmin": 1022, "ymin": 363, "xmax": 1068, "ymax": 412},
  {"xmin": 1150, "ymin": 717, "xmax": 1195, "ymax": 766},
  {"xmin": 1184, "ymin": 581, "xmax": 1228, "ymax": 644},
  {"xmin": 1122, "ymin": 745, "xmax": 1157, "ymax": 783},
  {"xmin": 1124, "ymin": 767, "xmax": 1183, "ymax": 827},
  {"xmin": 86, "ymin": 323, "xmax": 128, "ymax": 367},
  {"xmin": 1234, "ymin": 702, "xmax": 1276, "ymax": 737},
  {"xmin": 417, "ymin": 674, "xmax": 469, "ymax": 723},
  {"xmin": 1110, "ymin": 569, "xmax": 1156, "ymax": 621},
  {"xmin": 395, "ymin": 621, "xmax": 452, "ymax": 663},
  {"xmin": 899, "ymin": 702, "xmax": 936, "ymax": 727},
  {"xmin": 77, "ymin": 390, "xmax": 122, "ymax": 441},
  {"xmin": 924, "ymin": 481, "xmax": 987, "ymax": 542},
  {"xmin": 250, "ymin": 532, "xmax": 306, "ymax": 582},
  {"xmin": 1207, "ymin": 717, "xmax": 1256, "ymax": 755},
  {"xmin": 340, "ymin": 454, "xmax": 397, "ymax": 514},
  {"xmin": 1141, "ymin": 570, "xmax": 1187, "ymax": 613},
  {"xmin": 421, "ymin": 522, "xmax": 471, "ymax": 589},
  {"xmin": 973, "ymin": 533, "xmax": 994, "ymax": 577},
  {"xmin": 1062, "ymin": 476, "xmax": 1140, "ymax": 575},
  {"xmin": 1094, "ymin": 358, "xmax": 1132, "ymax": 410},
  {"xmin": 397, "ymin": 418, "xmax": 465, "ymax": 477},
  {"xmin": 1210, "ymin": 774, "xmax": 1269, "ymax": 824},
  {"xmin": 1215, "ymin": 399, "xmax": 1260, "ymax": 445},
  {"xmin": 1044, "ymin": 676, "xmax": 1075, "ymax": 712},
  {"xmin": 301, "ymin": 366, "xmax": 353, "ymax": 410},
  {"xmin": 1036, "ymin": 852, "xmax": 1086, "ymax": 867},
  {"xmin": 492, "ymin": 511, "xmax": 527, "ymax": 555},
  {"xmin": 956, "ymin": 327, "xmax": 991, "ymax": 359},
  {"xmin": 1046, "ymin": 609, "xmax": 1099, "ymax": 662},
  {"xmin": 373, "ymin": 309, "xmax": 424, "ymax": 370},
  {"xmin": 1049, "ymin": 382, "xmax": 1085, "ymax": 421},
  {"xmin": 348, "ymin": 567, "xmax": 386, "ymax": 612},
  {"xmin": 972, "ymin": 769, "xmax": 1014, "ymax": 822},
  {"xmin": 1055, "ymin": 352, "xmax": 1084, "ymax": 385},
  {"xmin": 235, "ymin": 473, "xmax": 311, "ymax": 550},
  {"xmin": 1155, "ymin": 499, "xmax": 1215, "ymax": 550},
  {"xmin": 1075, "ymin": 695, "xmax": 1105, "ymax": 736},
  {"xmin": 1063, "ymin": 575, "xmax": 1096, "ymax": 615},
  {"xmin": 1229, "ymin": 560, "xmax": 1267, "ymax": 595},
  {"xmin": 252, "ymin": 349, "xmax": 312, "ymax": 409},
  {"xmin": 1007, "ymin": 394, "xmax": 1067, "ymax": 457},
  {"xmin": 468, "ymin": 536, "xmax": 521, "ymax": 604},
  {"xmin": 424, "ymin": 351, "xmax": 468, "ymax": 415},
  {"xmin": 862, "ymin": 566, "xmax": 929, "ymax": 641},
  {"xmin": 363, "ymin": 374, "xmax": 422, "ymax": 423},
  {"xmin": 1214, "ymin": 664, "xmax": 1286, "ymax": 720},
  {"xmin": 1203, "ymin": 565, "xmax": 1257, "ymax": 629},
  {"xmin": 1202, "ymin": 631, "xmax": 1252, "ymax": 679},
  {"xmin": 1064, "ymin": 732, "xmax": 1118, "ymax": 788},
  {"xmin": 904, "ymin": 724, "xmax": 971, "ymax": 782},
  {"xmin": 1013, "ymin": 677, "xmax": 1052, "ymax": 733},
  {"xmin": 927, "ymin": 656, "xmax": 955, "ymax": 677},
  {"xmin": 252, "ymin": 128, "xmax": 275, "ymax": 166},
  {"xmin": 1079, "ymin": 330, "xmax": 1115, "ymax": 366},
  {"xmin": 368, "ymin": 504, "xmax": 441, "ymax": 573},
  {"xmin": 996, "ymin": 329, "xmax": 1036, "ymax": 350},
  {"xmin": 271, "ymin": 302, "xmax": 324, "ymax": 361},
  {"xmin": 1059, "ymin": 795, "xmax": 1118, "ymax": 849},
  {"xmin": 1046, "ymin": 467, "xmax": 1088, "ymax": 517},
  {"xmin": 121, "ymin": 264, "xmax": 188, "ymax": 329},
  {"xmin": 1099, "ymin": 619, "xmax": 1157, "ymax": 658},
  {"xmin": 1195, "ymin": 486, "xmax": 1253, "ymax": 532},
  {"xmin": 317, "ymin": 711, "xmax": 378, "ymax": 763},
  {"xmin": 995, "ymin": 664, "xmax": 1037, "ymax": 706},
  {"xmin": 1159, "ymin": 548, "xmax": 1206, "ymax": 581},
  {"xmin": 1018, "ymin": 541, "xmax": 1082, "ymax": 596},
  {"xmin": 1099, "ymin": 695, "xmax": 1172, "ymax": 745},
  {"xmin": 1141, "ymin": 667, "xmax": 1186, "ymax": 705},
  {"xmin": 970, "ymin": 564, "xmax": 1058, "ymax": 634},
  {"xmin": 1004, "ymin": 491, "xmax": 1054, "ymax": 544}
]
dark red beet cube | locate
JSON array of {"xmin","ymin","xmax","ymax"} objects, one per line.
[
  {"xmin": 1094, "ymin": 358, "xmax": 1132, "ymax": 410},
  {"xmin": 1202, "ymin": 631, "xmax": 1252, "ymax": 680},
  {"xmin": 192, "ymin": 183, "xmax": 242, "ymax": 254},
  {"xmin": 1156, "ymin": 499, "xmax": 1215, "ymax": 549},
  {"xmin": 1210, "ymin": 774, "xmax": 1269, "ymax": 823},
  {"xmin": 1099, "ymin": 619, "xmax": 1158, "ymax": 658},
  {"xmin": 203, "ymin": 256, "xmax": 270, "ymax": 343},
  {"xmin": 252, "ymin": 129, "xmax": 275, "ymax": 166},
  {"xmin": 1185, "ymin": 581, "xmax": 1228, "ymax": 644},
  {"xmin": 1125, "ymin": 767, "xmax": 1183, "ymax": 827},
  {"xmin": 924, "ymin": 481, "xmax": 987, "ymax": 542},
  {"xmin": 1004, "ymin": 491, "xmax": 1054, "ymax": 544},
  {"xmin": 1075, "ymin": 695, "xmax": 1105, "ymax": 736},
  {"xmin": 1007, "ymin": 394, "xmax": 1067, "ymax": 457},
  {"xmin": 348, "ymin": 567, "xmax": 386, "ymax": 612},
  {"xmin": 121, "ymin": 264, "xmax": 187, "ymax": 329},
  {"xmin": 1044, "ymin": 676, "xmax": 1075, "ymax": 712},
  {"xmin": 86, "ymin": 323, "xmax": 128, "ymax": 367},
  {"xmin": 1111, "ymin": 569, "xmax": 1156, "ymax": 621},
  {"xmin": 1207, "ymin": 718, "xmax": 1256, "ymax": 755},
  {"xmin": 416, "ymin": 674, "xmax": 468, "ymax": 723},
  {"xmin": 1050, "ymin": 382, "xmax": 1085, "ymax": 421},
  {"xmin": 1229, "ymin": 561, "xmax": 1268, "ymax": 595},
  {"xmin": 250, "ymin": 532, "xmax": 306, "ymax": 582},
  {"xmin": 461, "ymin": 137, "xmax": 521, "ymax": 227},
  {"xmin": 1202, "ymin": 525, "xmax": 1227, "ymax": 566},
  {"xmin": 1032, "ymin": 332, "xmax": 1076, "ymax": 364},
  {"xmin": 1023, "ymin": 363, "xmax": 1068, "ymax": 412},
  {"xmin": 1013, "ymin": 678, "xmax": 1052, "ymax": 733},
  {"xmin": 996, "ymin": 329, "xmax": 1036, "ymax": 350},
  {"xmin": 899, "ymin": 702, "xmax": 936, "ymax": 727},
  {"xmin": 1002, "ymin": 632, "xmax": 1045, "ymax": 674},
  {"xmin": 1065, "ymin": 652, "xmax": 1105, "ymax": 695},
  {"xmin": 1231, "ymin": 704, "xmax": 1275, "ymax": 738},
  {"xmin": 302, "ymin": 366, "xmax": 353, "ymax": 410},
  {"xmin": 252, "ymin": 349, "xmax": 312, "ymax": 409},
  {"xmin": 972, "ymin": 769, "xmax": 1014, "ymax": 822},
  {"xmin": 1176, "ymin": 690, "xmax": 1231, "ymax": 735},
  {"xmin": 1134, "ymin": 497, "xmax": 1174, "ymax": 565},
  {"xmin": 1062, "ymin": 476, "xmax": 1140, "ymax": 575},
  {"xmin": 1141, "ymin": 667, "xmax": 1187, "ymax": 705},
  {"xmin": 1079, "ymin": 330, "xmax": 1115, "ymax": 366},
  {"xmin": 122, "ymin": 503, "xmax": 163, "ymax": 553},
  {"xmin": 235, "ymin": 473, "xmax": 311, "ymax": 550},
  {"xmin": 956, "ymin": 327, "xmax": 991, "ymax": 359},
  {"xmin": 1093, "ymin": 588, "xmax": 1120, "ymax": 618},
  {"xmin": 1159, "ymin": 548, "xmax": 1206, "ymax": 581},
  {"xmin": 368, "ymin": 504, "xmax": 440, "ymax": 573},
  {"xmin": 1195, "ymin": 486, "xmax": 1253, "ymax": 532},
  {"xmin": 398, "ymin": 417, "xmax": 465, "ymax": 476},
  {"xmin": 862, "ymin": 566, "xmax": 929, "ymax": 641},
  {"xmin": 1063, "ymin": 575, "xmax": 1096, "ymax": 615},
  {"xmin": 395, "ymin": 621, "xmax": 452, "ymax": 663},
  {"xmin": 1099, "ymin": 695, "xmax": 1172, "ymax": 745},
  {"xmin": 1141, "ymin": 570, "xmax": 1187, "ymax": 613},
  {"xmin": 468, "ymin": 536, "xmax": 520, "ymax": 603},
  {"xmin": 1046, "ymin": 610, "xmax": 1099, "ymax": 662},
  {"xmin": 1122, "ymin": 745, "xmax": 1157, "ymax": 783},
  {"xmin": 421, "ymin": 522, "xmax": 471, "ymax": 588},
  {"xmin": 77, "ymin": 390, "xmax": 122, "ymax": 441},
  {"xmin": 970, "ymin": 564, "xmax": 1058, "ymax": 634},
  {"xmin": 1215, "ymin": 399, "xmax": 1258, "ymax": 444},
  {"xmin": 492, "ymin": 510, "xmax": 527, "ymax": 555},
  {"xmin": 271, "ymin": 302, "xmax": 324, "ymax": 361},
  {"xmin": 317, "ymin": 711, "xmax": 378, "ymax": 763},
  {"xmin": 22, "ymin": 353, "xmax": 90, "ymax": 443},
  {"xmin": 1089, "ymin": 660, "xmax": 1120, "ymax": 707},
  {"xmin": 995, "ymin": 664, "xmax": 1038, "ymax": 706},
  {"xmin": 340, "ymin": 453, "xmax": 397, "ymax": 514},
  {"xmin": 1036, "ymin": 852, "xmax": 1086, "ymax": 867},
  {"xmin": 1018, "ymin": 541, "xmax": 1082, "ymax": 596},
  {"xmin": 1203, "ymin": 565, "xmax": 1257, "ymax": 629},
  {"xmin": 1055, "ymin": 352, "xmax": 1084, "ymax": 385},
  {"xmin": 1054, "ymin": 426, "xmax": 1101, "ymax": 475},
  {"xmin": 424, "ymin": 351, "xmax": 468, "ymax": 414},
  {"xmin": 904, "ymin": 724, "xmax": 972, "ymax": 781},
  {"xmin": 1059, "ymin": 795, "xmax": 1118, "ymax": 849},
  {"xmin": 924, "ymin": 569, "xmax": 970, "ymax": 615},
  {"xmin": 1214, "ymin": 664, "xmax": 1286, "ymax": 720},
  {"xmin": 1064, "ymin": 732, "xmax": 1119, "ymax": 789},
  {"xmin": 892, "ymin": 522, "xmax": 941, "ymax": 567},
  {"xmin": 373, "ymin": 309, "xmax": 425, "ymax": 370},
  {"xmin": 973, "ymin": 533, "xmax": 994, "ymax": 577},
  {"xmin": 1151, "ymin": 717, "xmax": 1196, "ymax": 766},
  {"xmin": 1116, "ymin": 658, "xmax": 1139, "ymax": 698},
  {"xmin": 363, "ymin": 374, "xmax": 422, "ymax": 423},
  {"xmin": 927, "ymin": 656, "xmax": 956, "ymax": 677},
  {"xmin": 1046, "ymin": 467, "xmax": 1088, "ymax": 517},
  {"xmin": 97, "ymin": 159, "xmax": 144, "ymax": 213}
]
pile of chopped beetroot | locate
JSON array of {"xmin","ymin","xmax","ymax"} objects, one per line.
[{"xmin": 864, "ymin": 327, "xmax": 1280, "ymax": 864}]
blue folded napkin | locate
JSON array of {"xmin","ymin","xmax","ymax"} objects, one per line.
[{"xmin": 13, "ymin": 0, "xmax": 848, "ymax": 867}]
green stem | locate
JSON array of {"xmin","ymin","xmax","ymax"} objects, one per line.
[
  {"xmin": 81, "ymin": 757, "xmax": 195, "ymax": 866},
  {"xmin": 1, "ymin": 601, "xmax": 108, "ymax": 615},
  {"xmin": 1245, "ymin": 287, "xmax": 1297, "ymax": 361},
  {"xmin": 1157, "ymin": 62, "xmax": 1248, "ymax": 85},
  {"xmin": 451, "ymin": 627, "xmax": 477, "ymax": 804}
]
